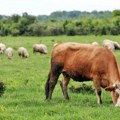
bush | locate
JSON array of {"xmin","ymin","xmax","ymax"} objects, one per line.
[{"xmin": 47, "ymin": 25, "xmax": 63, "ymax": 36}]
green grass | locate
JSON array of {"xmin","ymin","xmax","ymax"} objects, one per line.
[{"xmin": 0, "ymin": 35, "xmax": 120, "ymax": 120}]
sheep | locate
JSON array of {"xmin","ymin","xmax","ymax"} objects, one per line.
[
  {"xmin": 113, "ymin": 41, "xmax": 120, "ymax": 50},
  {"xmin": 103, "ymin": 39, "xmax": 120, "ymax": 50},
  {"xmin": 18, "ymin": 47, "xmax": 29, "ymax": 58},
  {"xmin": 0, "ymin": 43, "xmax": 6, "ymax": 54},
  {"xmin": 103, "ymin": 39, "xmax": 115, "ymax": 50},
  {"xmin": 5, "ymin": 47, "xmax": 14, "ymax": 59},
  {"xmin": 33, "ymin": 44, "xmax": 48, "ymax": 54},
  {"xmin": 91, "ymin": 42, "xmax": 99, "ymax": 46}
]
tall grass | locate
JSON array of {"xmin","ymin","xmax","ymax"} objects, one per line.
[{"xmin": 0, "ymin": 35, "xmax": 120, "ymax": 120}]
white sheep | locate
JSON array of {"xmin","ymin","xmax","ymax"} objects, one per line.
[
  {"xmin": 18, "ymin": 47, "xmax": 29, "ymax": 58},
  {"xmin": 92, "ymin": 42, "xmax": 99, "ymax": 46},
  {"xmin": 33, "ymin": 44, "xmax": 48, "ymax": 54},
  {"xmin": 103, "ymin": 39, "xmax": 115, "ymax": 50},
  {"xmin": 103, "ymin": 39, "xmax": 120, "ymax": 50},
  {"xmin": 0, "ymin": 43, "xmax": 6, "ymax": 54},
  {"xmin": 5, "ymin": 47, "xmax": 14, "ymax": 59},
  {"xmin": 113, "ymin": 41, "xmax": 120, "ymax": 50}
]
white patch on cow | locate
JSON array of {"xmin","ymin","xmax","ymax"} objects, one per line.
[
  {"xmin": 111, "ymin": 83, "xmax": 120, "ymax": 107},
  {"xmin": 115, "ymin": 88, "xmax": 120, "ymax": 107}
]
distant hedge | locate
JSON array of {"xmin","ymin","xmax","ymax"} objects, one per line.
[{"xmin": 0, "ymin": 10, "xmax": 120, "ymax": 36}]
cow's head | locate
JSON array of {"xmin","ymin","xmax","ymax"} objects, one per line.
[{"xmin": 105, "ymin": 83, "xmax": 120, "ymax": 107}]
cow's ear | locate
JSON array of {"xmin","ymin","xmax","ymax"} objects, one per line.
[{"xmin": 105, "ymin": 86, "xmax": 115, "ymax": 92}]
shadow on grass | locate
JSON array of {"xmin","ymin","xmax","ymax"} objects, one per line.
[
  {"xmin": 0, "ymin": 82, "xmax": 6, "ymax": 97},
  {"xmin": 69, "ymin": 83, "xmax": 95, "ymax": 94}
]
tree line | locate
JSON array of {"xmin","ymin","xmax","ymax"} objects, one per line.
[{"xmin": 0, "ymin": 10, "xmax": 120, "ymax": 36}]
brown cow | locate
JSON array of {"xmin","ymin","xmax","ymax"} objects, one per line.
[{"xmin": 45, "ymin": 42, "xmax": 120, "ymax": 106}]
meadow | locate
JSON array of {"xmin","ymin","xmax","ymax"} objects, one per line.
[{"xmin": 0, "ymin": 35, "xmax": 120, "ymax": 120}]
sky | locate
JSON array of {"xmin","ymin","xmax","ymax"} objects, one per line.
[{"xmin": 0, "ymin": 0, "xmax": 120, "ymax": 16}]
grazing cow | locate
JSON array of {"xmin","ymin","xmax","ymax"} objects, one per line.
[{"xmin": 45, "ymin": 42, "xmax": 120, "ymax": 106}]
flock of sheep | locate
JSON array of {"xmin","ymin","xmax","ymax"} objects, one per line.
[
  {"xmin": 0, "ymin": 43, "xmax": 48, "ymax": 59},
  {"xmin": 0, "ymin": 39, "xmax": 120, "ymax": 60},
  {"xmin": 92, "ymin": 39, "xmax": 120, "ymax": 50}
]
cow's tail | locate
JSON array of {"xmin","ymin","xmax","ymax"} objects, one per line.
[{"xmin": 45, "ymin": 71, "xmax": 50, "ymax": 99}]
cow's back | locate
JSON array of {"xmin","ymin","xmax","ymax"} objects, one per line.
[
  {"xmin": 51, "ymin": 42, "xmax": 119, "ymax": 82},
  {"xmin": 51, "ymin": 42, "xmax": 113, "ymax": 66},
  {"xmin": 52, "ymin": 42, "xmax": 94, "ymax": 63}
]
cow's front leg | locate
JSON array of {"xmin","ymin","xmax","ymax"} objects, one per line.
[{"xmin": 93, "ymin": 76, "xmax": 102, "ymax": 104}]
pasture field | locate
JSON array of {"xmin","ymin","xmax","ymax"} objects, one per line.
[{"xmin": 0, "ymin": 35, "xmax": 120, "ymax": 120}]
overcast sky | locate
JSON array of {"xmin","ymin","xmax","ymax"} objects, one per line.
[{"xmin": 0, "ymin": 0, "xmax": 120, "ymax": 16}]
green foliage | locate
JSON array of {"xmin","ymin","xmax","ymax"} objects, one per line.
[
  {"xmin": 9, "ymin": 14, "xmax": 21, "ymax": 23},
  {"xmin": 0, "ymin": 15, "xmax": 8, "ymax": 20},
  {"xmin": 0, "ymin": 11, "xmax": 120, "ymax": 36},
  {"xmin": 64, "ymin": 22, "xmax": 76, "ymax": 36},
  {"xmin": 112, "ymin": 10, "xmax": 120, "ymax": 17},
  {"xmin": 47, "ymin": 21, "xmax": 64, "ymax": 36},
  {"xmin": 0, "ymin": 13, "xmax": 35, "ymax": 36},
  {"xmin": 37, "ymin": 10, "xmax": 112, "ymax": 21},
  {"xmin": 28, "ymin": 23, "xmax": 47, "ymax": 36}
]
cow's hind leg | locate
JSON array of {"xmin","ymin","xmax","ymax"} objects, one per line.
[
  {"xmin": 45, "ymin": 72, "xmax": 50, "ymax": 99},
  {"xmin": 46, "ymin": 73, "xmax": 61, "ymax": 100},
  {"xmin": 93, "ymin": 76, "xmax": 102, "ymax": 104},
  {"xmin": 45, "ymin": 63, "xmax": 63, "ymax": 100},
  {"xmin": 60, "ymin": 74, "xmax": 70, "ymax": 100}
]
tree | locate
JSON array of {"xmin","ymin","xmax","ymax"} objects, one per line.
[
  {"xmin": 112, "ymin": 10, "xmax": 120, "ymax": 17},
  {"xmin": 9, "ymin": 14, "xmax": 20, "ymax": 23},
  {"xmin": 28, "ymin": 23, "xmax": 47, "ymax": 36}
]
